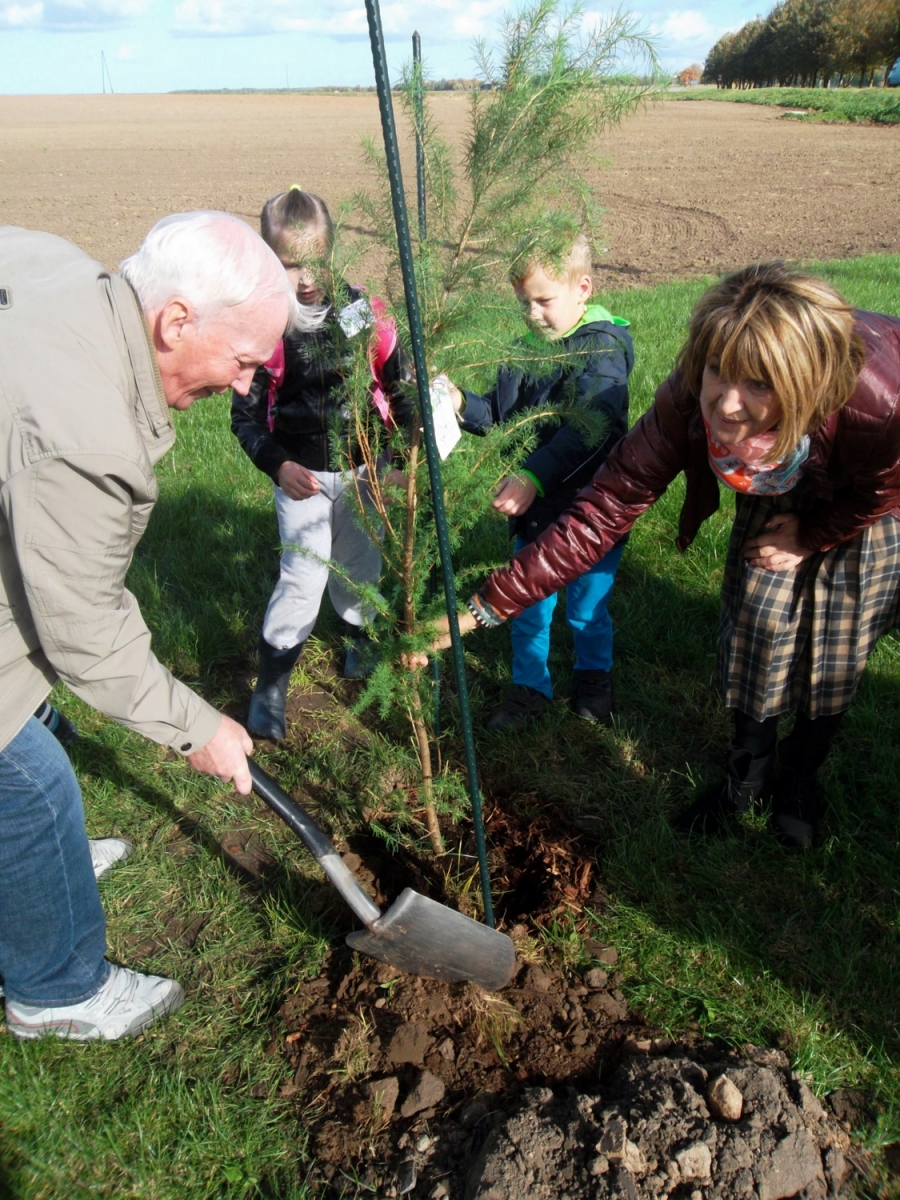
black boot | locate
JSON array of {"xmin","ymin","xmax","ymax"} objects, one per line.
[
  {"xmin": 339, "ymin": 619, "xmax": 378, "ymax": 680},
  {"xmin": 769, "ymin": 711, "xmax": 843, "ymax": 850},
  {"xmin": 770, "ymin": 769, "xmax": 820, "ymax": 850},
  {"xmin": 675, "ymin": 745, "xmax": 775, "ymax": 837},
  {"xmin": 246, "ymin": 637, "xmax": 303, "ymax": 740}
]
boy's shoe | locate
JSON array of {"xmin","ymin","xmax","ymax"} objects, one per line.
[
  {"xmin": 486, "ymin": 685, "xmax": 549, "ymax": 732},
  {"xmin": 5, "ymin": 963, "xmax": 184, "ymax": 1041},
  {"xmin": 90, "ymin": 838, "xmax": 134, "ymax": 881},
  {"xmin": 573, "ymin": 669, "xmax": 613, "ymax": 722}
]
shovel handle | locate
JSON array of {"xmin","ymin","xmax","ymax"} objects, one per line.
[{"xmin": 248, "ymin": 758, "xmax": 381, "ymax": 927}]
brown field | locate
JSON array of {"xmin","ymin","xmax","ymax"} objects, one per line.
[{"xmin": 1, "ymin": 91, "xmax": 899, "ymax": 283}]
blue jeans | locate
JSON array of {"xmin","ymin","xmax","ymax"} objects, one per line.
[
  {"xmin": 0, "ymin": 718, "xmax": 108, "ymax": 1005},
  {"xmin": 510, "ymin": 537, "xmax": 625, "ymax": 699}
]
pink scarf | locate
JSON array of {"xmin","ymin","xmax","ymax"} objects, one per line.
[{"xmin": 702, "ymin": 413, "xmax": 809, "ymax": 495}]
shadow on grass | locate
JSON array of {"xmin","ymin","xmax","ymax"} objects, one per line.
[{"xmin": 470, "ymin": 559, "xmax": 900, "ymax": 1073}]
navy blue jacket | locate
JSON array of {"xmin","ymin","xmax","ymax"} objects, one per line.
[{"xmin": 460, "ymin": 314, "xmax": 634, "ymax": 542}]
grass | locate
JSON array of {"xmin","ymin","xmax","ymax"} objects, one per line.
[
  {"xmin": 1, "ymin": 253, "xmax": 899, "ymax": 1196},
  {"xmin": 670, "ymin": 84, "xmax": 900, "ymax": 124}
]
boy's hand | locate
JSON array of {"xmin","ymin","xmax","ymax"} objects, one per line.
[
  {"xmin": 492, "ymin": 474, "xmax": 537, "ymax": 516},
  {"xmin": 277, "ymin": 461, "xmax": 320, "ymax": 500},
  {"xmin": 443, "ymin": 378, "xmax": 465, "ymax": 415}
]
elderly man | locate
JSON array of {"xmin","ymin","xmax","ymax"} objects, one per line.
[{"xmin": 0, "ymin": 212, "xmax": 296, "ymax": 1040}]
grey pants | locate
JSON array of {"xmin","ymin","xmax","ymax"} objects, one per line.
[{"xmin": 262, "ymin": 467, "xmax": 382, "ymax": 650}]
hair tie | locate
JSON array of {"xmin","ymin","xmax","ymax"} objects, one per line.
[{"xmin": 289, "ymin": 183, "xmax": 303, "ymax": 192}]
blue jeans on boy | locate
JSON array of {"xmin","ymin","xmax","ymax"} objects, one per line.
[
  {"xmin": 0, "ymin": 717, "xmax": 108, "ymax": 1006},
  {"xmin": 510, "ymin": 537, "xmax": 625, "ymax": 699}
]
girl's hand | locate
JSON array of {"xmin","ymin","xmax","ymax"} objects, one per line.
[
  {"xmin": 743, "ymin": 513, "xmax": 812, "ymax": 571},
  {"xmin": 382, "ymin": 467, "xmax": 408, "ymax": 492},
  {"xmin": 492, "ymin": 475, "xmax": 537, "ymax": 516},
  {"xmin": 277, "ymin": 461, "xmax": 320, "ymax": 500}
]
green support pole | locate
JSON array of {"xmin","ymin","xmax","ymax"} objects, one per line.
[{"xmin": 364, "ymin": 0, "xmax": 496, "ymax": 928}]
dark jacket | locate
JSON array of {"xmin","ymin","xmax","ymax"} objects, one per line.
[
  {"xmin": 459, "ymin": 314, "xmax": 634, "ymax": 541},
  {"xmin": 231, "ymin": 287, "xmax": 414, "ymax": 478},
  {"xmin": 481, "ymin": 310, "xmax": 900, "ymax": 620}
]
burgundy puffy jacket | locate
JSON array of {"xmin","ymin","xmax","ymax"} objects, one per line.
[{"xmin": 480, "ymin": 311, "xmax": 900, "ymax": 621}]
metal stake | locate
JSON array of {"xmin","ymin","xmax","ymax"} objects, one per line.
[{"xmin": 365, "ymin": 0, "xmax": 496, "ymax": 927}]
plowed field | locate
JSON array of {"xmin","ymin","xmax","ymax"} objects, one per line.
[{"xmin": 2, "ymin": 92, "xmax": 898, "ymax": 280}]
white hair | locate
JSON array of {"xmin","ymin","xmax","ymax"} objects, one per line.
[{"xmin": 119, "ymin": 211, "xmax": 309, "ymax": 330}]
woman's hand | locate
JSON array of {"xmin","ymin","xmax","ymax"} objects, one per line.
[
  {"xmin": 403, "ymin": 610, "xmax": 479, "ymax": 667},
  {"xmin": 743, "ymin": 513, "xmax": 813, "ymax": 571},
  {"xmin": 492, "ymin": 475, "xmax": 537, "ymax": 516},
  {"xmin": 276, "ymin": 461, "xmax": 320, "ymax": 501}
]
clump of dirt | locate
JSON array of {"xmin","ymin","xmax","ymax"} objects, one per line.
[{"xmin": 463, "ymin": 1048, "xmax": 857, "ymax": 1200}]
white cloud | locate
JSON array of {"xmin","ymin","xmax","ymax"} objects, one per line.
[
  {"xmin": 171, "ymin": 0, "xmax": 504, "ymax": 40},
  {"xmin": 657, "ymin": 9, "xmax": 712, "ymax": 43},
  {"xmin": 115, "ymin": 38, "xmax": 138, "ymax": 56},
  {"xmin": 0, "ymin": 0, "xmax": 146, "ymax": 29}
]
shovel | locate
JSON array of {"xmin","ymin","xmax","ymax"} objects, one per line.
[{"xmin": 248, "ymin": 759, "xmax": 516, "ymax": 991}]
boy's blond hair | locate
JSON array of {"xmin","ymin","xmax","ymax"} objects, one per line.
[
  {"xmin": 678, "ymin": 261, "xmax": 865, "ymax": 460},
  {"xmin": 510, "ymin": 231, "xmax": 593, "ymax": 288}
]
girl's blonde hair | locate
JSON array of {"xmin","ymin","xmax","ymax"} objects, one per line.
[
  {"xmin": 260, "ymin": 187, "xmax": 333, "ymax": 254},
  {"xmin": 678, "ymin": 261, "xmax": 865, "ymax": 459}
]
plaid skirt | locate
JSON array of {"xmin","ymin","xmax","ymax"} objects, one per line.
[{"xmin": 717, "ymin": 487, "xmax": 900, "ymax": 719}]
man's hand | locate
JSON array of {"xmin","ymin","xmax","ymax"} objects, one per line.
[
  {"xmin": 187, "ymin": 714, "xmax": 253, "ymax": 794},
  {"xmin": 743, "ymin": 513, "xmax": 813, "ymax": 571},
  {"xmin": 276, "ymin": 461, "xmax": 320, "ymax": 501},
  {"xmin": 492, "ymin": 474, "xmax": 537, "ymax": 516}
]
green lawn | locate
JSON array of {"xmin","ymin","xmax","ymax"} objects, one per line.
[
  {"xmin": 1, "ymin": 254, "xmax": 898, "ymax": 1197},
  {"xmin": 670, "ymin": 84, "xmax": 900, "ymax": 124}
]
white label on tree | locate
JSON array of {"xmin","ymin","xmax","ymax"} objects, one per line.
[{"xmin": 429, "ymin": 375, "xmax": 462, "ymax": 460}]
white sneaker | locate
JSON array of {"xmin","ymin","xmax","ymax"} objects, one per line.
[
  {"xmin": 5, "ymin": 963, "xmax": 184, "ymax": 1040},
  {"xmin": 89, "ymin": 837, "xmax": 133, "ymax": 880}
]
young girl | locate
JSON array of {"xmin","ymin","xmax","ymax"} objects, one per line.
[{"xmin": 232, "ymin": 187, "xmax": 413, "ymax": 740}]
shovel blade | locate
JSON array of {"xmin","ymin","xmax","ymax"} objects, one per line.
[{"xmin": 345, "ymin": 888, "xmax": 516, "ymax": 991}]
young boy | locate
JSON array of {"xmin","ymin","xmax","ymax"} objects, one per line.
[{"xmin": 446, "ymin": 233, "xmax": 633, "ymax": 730}]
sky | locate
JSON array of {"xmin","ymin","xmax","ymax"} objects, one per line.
[{"xmin": 0, "ymin": 0, "xmax": 763, "ymax": 94}]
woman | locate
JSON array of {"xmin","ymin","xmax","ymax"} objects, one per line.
[{"xmin": 446, "ymin": 262, "xmax": 900, "ymax": 849}]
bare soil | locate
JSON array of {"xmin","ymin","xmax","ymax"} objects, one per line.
[{"xmin": 1, "ymin": 93, "xmax": 898, "ymax": 283}]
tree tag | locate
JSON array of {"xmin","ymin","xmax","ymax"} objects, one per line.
[{"xmin": 429, "ymin": 375, "xmax": 461, "ymax": 460}]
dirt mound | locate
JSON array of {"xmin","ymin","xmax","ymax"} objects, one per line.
[{"xmin": 465, "ymin": 1049, "xmax": 854, "ymax": 1200}]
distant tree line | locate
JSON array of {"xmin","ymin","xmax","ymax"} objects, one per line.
[{"xmin": 703, "ymin": 0, "xmax": 900, "ymax": 87}]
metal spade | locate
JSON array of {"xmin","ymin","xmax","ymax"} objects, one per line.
[{"xmin": 248, "ymin": 759, "xmax": 516, "ymax": 992}]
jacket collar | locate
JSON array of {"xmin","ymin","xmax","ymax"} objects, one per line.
[{"xmin": 110, "ymin": 273, "xmax": 175, "ymax": 464}]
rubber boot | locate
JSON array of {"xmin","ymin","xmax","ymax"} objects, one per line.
[
  {"xmin": 769, "ymin": 712, "xmax": 843, "ymax": 850},
  {"xmin": 675, "ymin": 745, "xmax": 775, "ymax": 837},
  {"xmin": 246, "ymin": 637, "xmax": 304, "ymax": 740},
  {"xmin": 770, "ymin": 769, "xmax": 820, "ymax": 850},
  {"xmin": 339, "ymin": 619, "xmax": 378, "ymax": 680}
]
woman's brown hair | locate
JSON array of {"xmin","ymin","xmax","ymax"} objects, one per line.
[{"xmin": 678, "ymin": 261, "xmax": 865, "ymax": 460}]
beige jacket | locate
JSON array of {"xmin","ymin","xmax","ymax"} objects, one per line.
[{"xmin": 0, "ymin": 226, "xmax": 221, "ymax": 753}]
